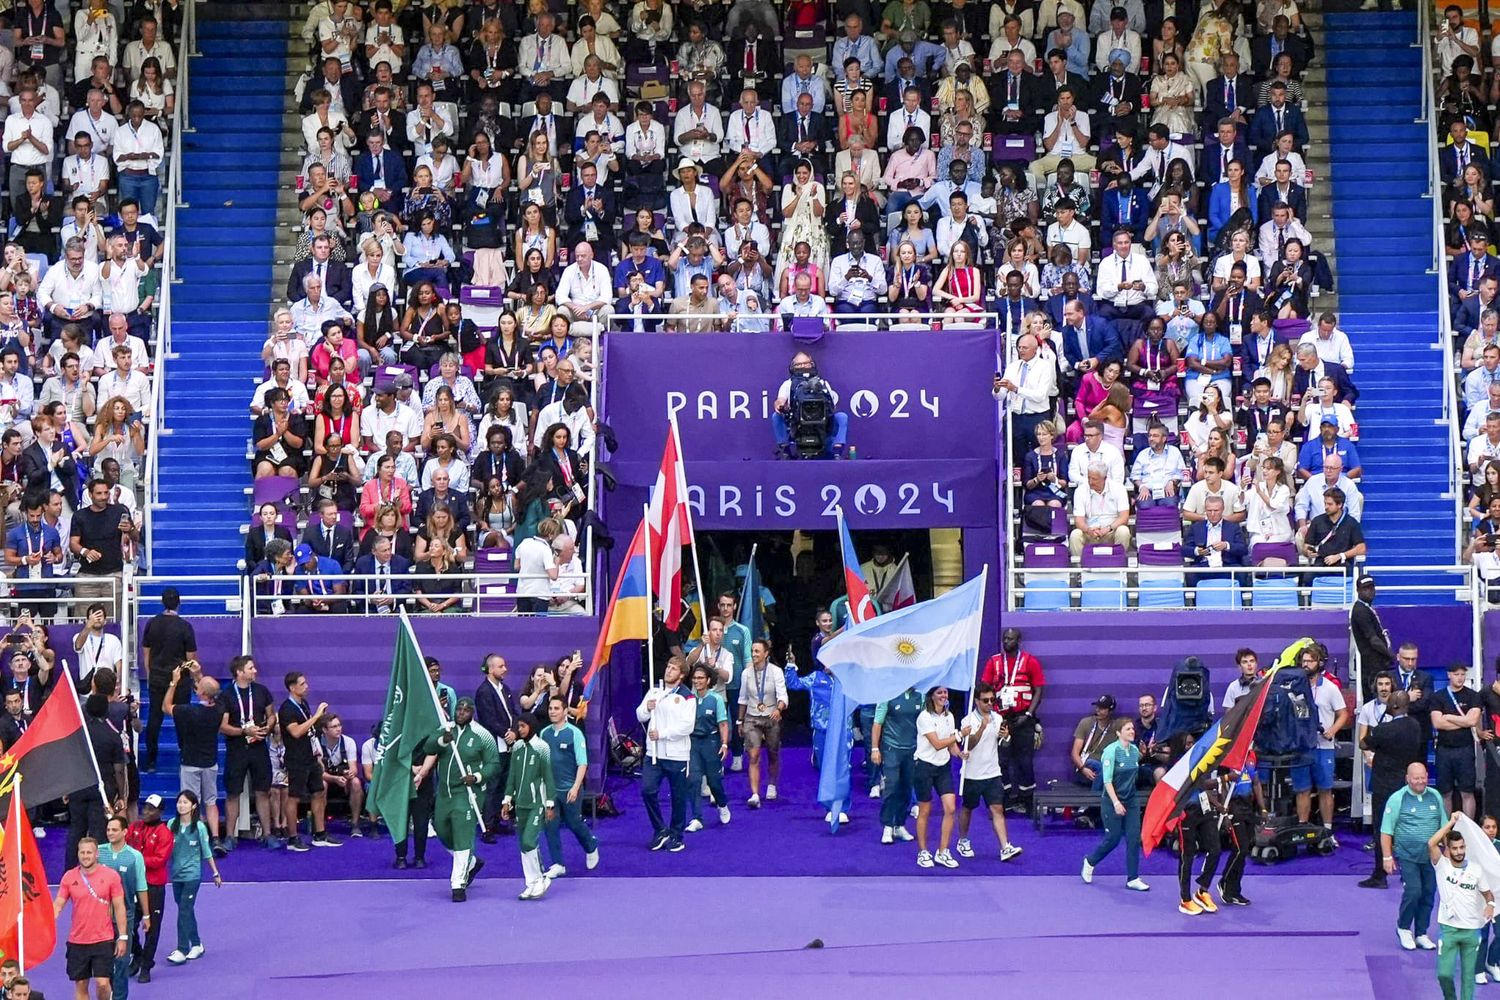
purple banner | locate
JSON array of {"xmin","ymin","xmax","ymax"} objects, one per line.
[
  {"xmin": 611, "ymin": 458, "xmax": 997, "ymax": 530},
  {"xmin": 604, "ymin": 330, "xmax": 1000, "ymax": 462}
]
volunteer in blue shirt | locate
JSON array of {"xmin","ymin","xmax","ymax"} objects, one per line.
[
  {"xmin": 686, "ymin": 663, "xmax": 732, "ymax": 831},
  {"xmin": 100, "ymin": 816, "xmax": 147, "ymax": 1000},
  {"xmin": 713, "ymin": 593, "xmax": 753, "ymax": 771},
  {"xmin": 1082, "ymin": 718, "xmax": 1150, "ymax": 891},
  {"xmin": 872, "ymin": 686, "xmax": 923, "ymax": 845},
  {"xmin": 1381, "ymin": 761, "xmax": 1448, "ymax": 952},
  {"xmin": 540, "ymin": 694, "xmax": 599, "ymax": 877}
]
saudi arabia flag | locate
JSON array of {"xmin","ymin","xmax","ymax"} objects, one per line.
[{"xmin": 368, "ymin": 613, "xmax": 445, "ymax": 841}]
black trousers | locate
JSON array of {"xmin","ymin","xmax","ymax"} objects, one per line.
[
  {"xmin": 1370, "ymin": 778, "xmax": 1402, "ymax": 878},
  {"xmin": 1177, "ymin": 811, "xmax": 1222, "ymax": 901},
  {"xmin": 481, "ymin": 751, "xmax": 512, "ymax": 831},
  {"xmin": 396, "ymin": 780, "xmax": 436, "ymax": 862},
  {"xmin": 1222, "ymin": 798, "xmax": 1254, "ymax": 896},
  {"xmin": 1000, "ymin": 714, "xmax": 1038, "ymax": 806},
  {"xmin": 133, "ymin": 883, "xmax": 165, "ymax": 970},
  {"xmin": 143, "ymin": 676, "xmax": 190, "ymax": 767},
  {"xmin": 66, "ymin": 789, "xmax": 107, "ymax": 870}
]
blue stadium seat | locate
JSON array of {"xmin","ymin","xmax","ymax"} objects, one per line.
[
  {"xmin": 1251, "ymin": 577, "xmax": 1301, "ymax": 608},
  {"xmin": 1022, "ymin": 579, "xmax": 1070, "ymax": 610},
  {"xmin": 1136, "ymin": 575, "xmax": 1185, "ymax": 609},
  {"xmin": 1195, "ymin": 578, "xmax": 1241, "ymax": 608},
  {"xmin": 1080, "ymin": 579, "xmax": 1125, "ymax": 609},
  {"xmin": 1310, "ymin": 576, "xmax": 1354, "ymax": 607}
]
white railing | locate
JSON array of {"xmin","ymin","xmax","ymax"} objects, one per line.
[
  {"xmin": 250, "ymin": 569, "xmax": 580, "ymax": 617},
  {"xmin": 604, "ymin": 310, "xmax": 1001, "ymax": 332},
  {"xmin": 1423, "ymin": 0, "xmax": 1467, "ymax": 560},
  {"xmin": 143, "ymin": 0, "xmax": 196, "ymax": 573}
]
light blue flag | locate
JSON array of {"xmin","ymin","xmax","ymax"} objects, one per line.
[
  {"xmin": 815, "ymin": 572, "xmax": 986, "ymax": 706},
  {"xmin": 816, "ymin": 675, "xmax": 855, "ymax": 832}
]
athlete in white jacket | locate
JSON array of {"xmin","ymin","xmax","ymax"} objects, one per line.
[{"xmin": 636, "ymin": 656, "xmax": 696, "ymax": 851}]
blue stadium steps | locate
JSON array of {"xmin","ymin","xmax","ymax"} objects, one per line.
[
  {"xmin": 152, "ymin": 11, "xmax": 287, "ymax": 593},
  {"xmin": 1324, "ymin": 10, "xmax": 1454, "ymax": 597}
]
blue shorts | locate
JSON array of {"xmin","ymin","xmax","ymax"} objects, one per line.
[
  {"xmin": 1289, "ymin": 748, "xmax": 1336, "ymax": 793},
  {"xmin": 1436, "ymin": 745, "xmax": 1478, "ymax": 795}
]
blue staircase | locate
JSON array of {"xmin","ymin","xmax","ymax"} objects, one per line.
[
  {"xmin": 1323, "ymin": 11, "xmax": 1454, "ymax": 592},
  {"xmin": 152, "ymin": 13, "xmax": 287, "ymax": 593}
]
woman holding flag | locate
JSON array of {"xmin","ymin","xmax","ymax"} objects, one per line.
[{"xmin": 1081, "ymin": 719, "xmax": 1150, "ymax": 892}]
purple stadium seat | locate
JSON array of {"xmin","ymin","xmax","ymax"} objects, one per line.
[
  {"xmin": 1079, "ymin": 544, "xmax": 1127, "ymax": 568},
  {"xmin": 1137, "ymin": 542, "xmax": 1183, "ymax": 566},
  {"xmin": 252, "ymin": 477, "xmax": 299, "ymax": 507},
  {"xmin": 373, "ymin": 364, "xmax": 419, "ymax": 393},
  {"xmin": 1022, "ymin": 542, "xmax": 1069, "ymax": 568},
  {"xmin": 459, "ymin": 286, "xmax": 506, "ymax": 308},
  {"xmin": 1134, "ymin": 505, "xmax": 1181, "ymax": 534},
  {"xmin": 1252, "ymin": 541, "xmax": 1298, "ymax": 566},
  {"xmin": 992, "ymin": 135, "xmax": 1035, "ymax": 166},
  {"xmin": 475, "ymin": 547, "xmax": 517, "ymax": 613}
]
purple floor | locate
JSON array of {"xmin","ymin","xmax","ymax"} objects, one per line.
[{"xmin": 25, "ymin": 874, "xmax": 1439, "ymax": 999}]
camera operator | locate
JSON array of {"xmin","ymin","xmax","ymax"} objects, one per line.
[{"xmin": 772, "ymin": 351, "xmax": 849, "ymax": 459}]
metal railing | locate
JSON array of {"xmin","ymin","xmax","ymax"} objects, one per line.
[
  {"xmin": 1424, "ymin": 0, "xmax": 1468, "ymax": 561},
  {"xmin": 142, "ymin": 0, "xmax": 196, "ymax": 573},
  {"xmin": 603, "ymin": 310, "xmax": 1002, "ymax": 332},
  {"xmin": 249, "ymin": 569, "xmax": 583, "ymax": 617}
]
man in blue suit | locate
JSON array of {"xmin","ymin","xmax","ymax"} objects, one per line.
[
  {"xmin": 563, "ymin": 160, "xmax": 618, "ymax": 261},
  {"xmin": 1186, "ymin": 497, "xmax": 1248, "ymax": 572},
  {"xmin": 352, "ymin": 131, "xmax": 408, "ymax": 213},
  {"xmin": 1099, "ymin": 174, "xmax": 1148, "ymax": 238},
  {"xmin": 1456, "ymin": 274, "xmax": 1500, "ymax": 337},
  {"xmin": 1247, "ymin": 83, "xmax": 1308, "ymax": 159},
  {"xmin": 352, "ymin": 535, "xmax": 412, "ymax": 614},
  {"xmin": 1256, "ymin": 159, "xmax": 1309, "ymax": 222},
  {"xmin": 1441, "ymin": 119, "xmax": 1491, "ymax": 184},
  {"xmin": 1199, "ymin": 52, "xmax": 1255, "ymax": 131},
  {"xmin": 1060, "ymin": 298, "xmax": 1122, "ymax": 378},
  {"xmin": 1450, "ymin": 229, "xmax": 1500, "ymax": 310},
  {"xmin": 1200, "ymin": 119, "xmax": 1249, "ymax": 186}
]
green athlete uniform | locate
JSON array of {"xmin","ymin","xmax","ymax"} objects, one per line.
[
  {"xmin": 432, "ymin": 699, "xmax": 500, "ymax": 899},
  {"xmin": 503, "ymin": 723, "xmax": 560, "ymax": 900}
]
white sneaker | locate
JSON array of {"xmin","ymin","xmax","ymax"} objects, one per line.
[
  {"xmin": 868, "ymin": 785, "xmax": 881, "ymax": 798},
  {"xmin": 1477, "ymin": 973, "xmax": 1489, "ymax": 986},
  {"xmin": 585, "ymin": 850, "xmax": 600, "ymax": 870},
  {"xmin": 1397, "ymin": 929, "xmax": 1416, "ymax": 951},
  {"xmin": 934, "ymin": 850, "xmax": 959, "ymax": 869},
  {"xmin": 519, "ymin": 880, "xmax": 540, "ymax": 901},
  {"xmin": 891, "ymin": 826, "xmax": 913, "ymax": 842},
  {"xmin": 186, "ymin": 945, "xmax": 205, "ymax": 961},
  {"xmin": 956, "ymin": 838, "xmax": 975, "ymax": 858},
  {"xmin": 1487, "ymin": 964, "xmax": 1500, "ymax": 980},
  {"xmin": 30, "ymin": 826, "xmax": 44, "ymax": 840},
  {"xmin": 766, "ymin": 784, "xmax": 777, "ymax": 801},
  {"xmin": 543, "ymin": 864, "xmax": 566, "ymax": 879},
  {"xmin": 881, "ymin": 826, "xmax": 894, "ymax": 845},
  {"xmin": 684, "ymin": 819, "xmax": 704, "ymax": 833},
  {"xmin": 701, "ymin": 779, "xmax": 711, "ymax": 798},
  {"xmin": 916, "ymin": 850, "xmax": 934, "ymax": 868},
  {"xmin": 837, "ymin": 812, "xmax": 849, "ymax": 824},
  {"xmin": 747, "ymin": 793, "xmax": 761, "ymax": 809},
  {"xmin": 533, "ymin": 875, "xmax": 552, "ymax": 900},
  {"xmin": 1001, "ymin": 843, "xmax": 1024, "ymax": 862},
  {"xmin": 167, "ymin": 950, "xmax": 188, "ymax": 965},
  {"xmin": 718, "ymin": 806, "xmax": 731, "ymax": 825},
  {"xmin": 731, "ymin": 755, "xmax": 743, "ymax": 772},
  {"xmin": 1416, "ymin": 935, "xmax": 1437, "ymax": 950},
  {"xmin": 1082, "ymin": 859, "xmax": 1095, "ymax": 884},
  {"xmin": 1126, "ymin": 878, "xmax": 1151, "ymax": 892},
  {"xmin": 1359, "ymin": 0, "xmax": 1376, "ymax": 7}
]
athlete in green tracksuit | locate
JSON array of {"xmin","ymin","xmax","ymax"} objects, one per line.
[
  {"xmin": 429, "ymin": 696, "xmax": 501, "ymax": 902},
  {"xmin": 502, "ymin": 712, "xmax": 559, "ymax": 900}
]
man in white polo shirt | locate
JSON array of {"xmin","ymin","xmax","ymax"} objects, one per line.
[{"xmin": 513, "ymin": 517, "xmax": 560, "ymax": 614}]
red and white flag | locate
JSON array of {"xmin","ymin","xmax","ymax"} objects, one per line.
[
  {"xmin": 647, "ymin": 417, "xmax": 695, "ymax": 629},
  {"xmin": 876, "ymin": 554, "xmax": 917, "ymax": 611}
]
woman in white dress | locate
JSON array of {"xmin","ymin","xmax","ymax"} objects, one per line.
[
  {"xmin": 1244, "ymin": 455, "xmax": 1294, "ymax": 548},
  {"xmin": 775, "ymin": 159, "xmax": 829, "ymax": 290}
]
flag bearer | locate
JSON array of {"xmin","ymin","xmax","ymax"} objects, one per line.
[
  {"xmin": 431, "ymin": 696, "xmax": 500, "ymax": 902},
  {"xmin": 1430, "ymin": 815, "xmax": 1495, "ymax": 1000}
]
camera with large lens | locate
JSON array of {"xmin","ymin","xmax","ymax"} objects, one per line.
[{"xmin": 788, "ymin": 370, "xmax": 833, "ymax": 459}]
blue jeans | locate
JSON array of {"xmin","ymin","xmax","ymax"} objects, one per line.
[
  {"xmin": 173, "ymin": 880, "xmax": 201, "ymax": 951},
  {"xmin": 112, "ymin": 911, "xmax": 135, "ymax": 999},
  {"xmin": 878, "ymin": 748, "xmax": 915, "ymax": 827},
  {"xmin": 640, "ymin": 756, "xmax": 689, "ymax": 838},
  {"xmin": 772, "ymin": 411, "xmax": 849, "ymax": 456},
  {"xmin": 543, "ymin": 795, "xmax": 598, "ymax": 865},
  {"xmin": 688, "ymin": 736, "xmax": 727, "ymax": 820},
  {"xmin": 1398, "ymin": 857, "xmax": 1437, "ymax": 935},
  {"xmin": 1478, "ymin": 916, "xmax": 1500, "ymax": 968},
  {"xmin": 1085, "ymin": 795, "xmax": 1141, "ymax": 880},
  {"xmin": 118, "ymin": 171, "xmax": 160, "ymax": 214}
]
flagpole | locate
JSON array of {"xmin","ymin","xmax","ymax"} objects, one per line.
[
  {"xmin": 64, "ymin": 670, "xmax": 113, "ymax": 820},
  {"xmin": 12, "ymin": 774, "xmax": 22, "ymax": 976},
  {"xmin": 642, "ymin": 503, "xmax": 658, "ymax": 761},
  {"xmin": 398, "ymin": 610, "xmax": 478, "ymax": 815},
  {"xmin": 670, "ymin": 411, "xmax": 711, "ymax": 637},
  {"xmin": 958, "ymin": 565, "xmax": 989, "ymax": 802}
]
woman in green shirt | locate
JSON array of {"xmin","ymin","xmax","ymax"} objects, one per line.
[
  {"xmin": 165, "ymin": 790, "xmax": 222, "ymax": 965},
  {"xmin": 1081, "ymin": 719, "xmax": 1150, "ymax": 891}
]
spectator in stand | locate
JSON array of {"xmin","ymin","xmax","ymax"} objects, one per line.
[
  {"xmin": 1070, "ymin": 463, "xmax": 1132, "ymax": 557},
  {"xmin": 1187, "ymin": 496, "xmax": 1249, "ymax": 571},
  {"xmin": 1301, "ymin": 486, "xmax": 1367, "ymax": 568},
  {"xmin": 1467, "ymin": 346, "xmax": 1500, "ymax": 411},
  {"xmin": 1129, "ymin": 422, "xmax": 1186, "ymax": 508},
  {"xmin": 1295, "ymin": 453, "xmax": 1363, "ymax": 533},
  {"xmin": 1244, "ymin": 455, "xmax": 1294, "ymax": 552},
  {"xmin": 1293, "ymin": 341, "xmax": 1359, "ymax": 404},
  {"xmin": 1183, "ymin": 456, "xmax": 1246, "ymax": 523},
  {"xmin": 1297, "ymin": 416, "xmax": 1363, "ymax": 483},
  {"xmin": 1469, "ymin": 412, "xmax": 1500, "ymax": 477}
]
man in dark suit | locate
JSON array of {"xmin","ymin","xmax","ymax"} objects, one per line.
[
  {"xmin": 514, "ymin": 92, "xmax": 573, "ymax": 156},
  {"xmin": 473, "ymin": 652, "xmax": 519, "ymax": 838},
  {"xmin": 353, "ymin": 86, "xmax": 410, "ymax": 153},
  {"xmin": 1292, "ymin": 344, "xmax": 1358, "ymax": 404},
  {"xmin": 300, "ymin": 501, "xmax": 358, "ymax": 572},
  {"xmin": 1450, "ymin": 229, "xmax": 1500, "ymax": 310},
  {"xmin": 20, "ymin": 419, "xmax": 77, "ymax": 503},
  {"xmin": 724, "ymin": 23, "xmax": 777, "ymax": 103},
  {"xmin": 1256, "ymin": 158, "xmax": 1309, "ymax": 221},
  {"xmin": 1090, "ymin": 63, "xmax": 1144, "ymax": 125},
  {"xmin": 352, "ymin": 535, "xmax": 411, "ymax": 613},
  {"xmin": 885, "ymin": 56, "xmax": 932, "ymax": 111},
  {"xmin": 777, "ymin": 91, "xmax": 832, "ymax": 176},
  {"xmin": 471, "ymin": 427, "xmax": 525, "ymax": 491},
  {"xmin": 1236, "ymin": 375, "xmax": 1292, "ymax": 440},
  {"xmin": 562, "ymin": 160, "xmax": 618, "ymax": 261},
  {"xmin": 1045, "ymin": 272, "xmax": 1094, "ymax": 328},
  {"xmin": 1144, "ymin": 0, "xmax": 1197, "ymax": 40},
  {"xmin": 285, "ymin": 235, "xmax": 353, "ymax": 306},
  {"xmin": 993, "ymin": 49, "xmax": 1048, "ymax": 136},
  {"xmin": 352, "ymin": 132, "xmax": 409, "ymax": 213},
  {"xmin": 1038, "ymin": 48, "xmax": 1088, "ymax": 109},
  {"xmin": 301, "ymin": 56, "xmax": 362, "ymax": 117},
  {"xmin": 1235, "ymin": 309, "xmax": 1279, "ymax": 373},
  {"xmin": 1200, "ymin": 118, "xmax": 1249, "ymax": 186},
  {"xmin": 1252, "ymin": 16, "xmax": 1312, "ymax": 77},
  {"xmin": 1456, "ymin": 275, "xmax": 1500, "ymax": 336},
  {"xmin": 414, "ymin": 474, "xmax": 471, "ymax": 534},
  {"xmin": 1247, "ymin": 82, "xmax": 1308, "ymax": 159},
  {"xmin": 1186, "ymin": 498, "xmax": 1248, "ymax": 571},
  {"xmin": 1060, "ymin": 299, "xmax": 1122, "ymax": 378},
  {"xmin": 1199, "ymin": 52, "xmax": 1255, "ymax": 131},
  {"xmin": 1441, "ymin": 118, "xmax": 1491, "ymax": 184}
]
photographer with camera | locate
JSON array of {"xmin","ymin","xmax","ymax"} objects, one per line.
[{"xmin": 772, "ymin": 351, "xmax": 849, "ymax": 460}]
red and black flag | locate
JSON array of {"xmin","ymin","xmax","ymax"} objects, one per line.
[
  {"xmin": 0, "ymin": 669, "xmax": 104, "ymax": 817},
  {"xmin": 0, "ymin": 781, "xmax": 55, "ymax": 969}
]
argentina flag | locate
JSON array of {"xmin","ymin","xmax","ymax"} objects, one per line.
[{"xmin": 814, "ymin": 570, "xmax": 988, "ymax": 706}]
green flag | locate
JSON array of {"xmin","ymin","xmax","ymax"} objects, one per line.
[{"xmin": 368, "ymin": 614, "xmax": 444, "ymax": 842}]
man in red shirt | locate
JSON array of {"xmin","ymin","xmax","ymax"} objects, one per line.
[
  {"xmin": 125, "ymin": 794, "xmax": 173, "ymax": 984},
  {"xmin": 980, "ymin": 627, "xmax": 1046, "ymax": 814},
  {"xmin": 53, "ymin": 835, "xmax": 128, "ymax": 1000}
]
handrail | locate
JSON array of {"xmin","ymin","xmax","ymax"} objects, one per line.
[
  {"xmin": 143, "ymin": 0, "xmax": 196, "ymax": 572},
  {"xmin": 1423, "ymin": 0, "xmax": 1466, "ymax": 561}
]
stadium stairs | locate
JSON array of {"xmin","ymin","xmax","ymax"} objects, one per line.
[
  {"xmin": 151, "ymin": 6, "xmax": 289, "ymax": 594},
  {"xmin": 1323, "ymin": 10, "xmax": 1454, "ymax": 595}
]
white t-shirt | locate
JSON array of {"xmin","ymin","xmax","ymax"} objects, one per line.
[
  {"xmin": 1222, "ymin": 676, "xmax": 1256, "ymax": 710},
  {"xmin": 1355, "ymin": 697, "xmax": 1391, "ymax": 731},
  {"xmin": 1437, "ymin": 855, "xmax": 1492, "ymax": 929},
  {"xmin": 77, "ymin": 631, "xmax": 124, "ymax": 683},
  {"xmin": 915, "ymin": 709, "xmax": 955, "ymax": 766},
  {"xmin": 360, "ymin": 736, "xmax": 376, "ymax": 775},
  {"xmin": 1311, "ymin": 675, "xmax": 1345, "ymax": 750},
  {"xmin": 514, "ymin": 536, "xmax": 553, "ymax": 598},
  {"xmin": 959, "ymin": 709, "xmax": 1001, "ymax": 780}
]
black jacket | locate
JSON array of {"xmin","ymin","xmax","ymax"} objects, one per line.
[
  {"xmin": 1361, "ymin": 715, "xmax": 1424, "ymax": 789},
  {"xmin": 299, "ymin": 522, "xmax": 358, "ymax": 572},
  {"xmin": 473, "ymin": 676, "xmax": 518, "ymax": 743},
  {"xmin": 244, "ymin": 525, "xmax": 293, "ymax": 572},
  {"xmin": 20, "ymin": 440, "xmax": 77, "ymax": 502},
  {"xmin": 1349, "ymin": 599, "xmax": 1394, "ymax": 691},
  {"xmin": 286, "ymin": 258, "xmax": 353, "ymax": 308}
]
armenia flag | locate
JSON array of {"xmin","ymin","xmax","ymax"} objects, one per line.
[{"xmin": 581, "ymin": 518, "xmax": 651, "ymax": 702}]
